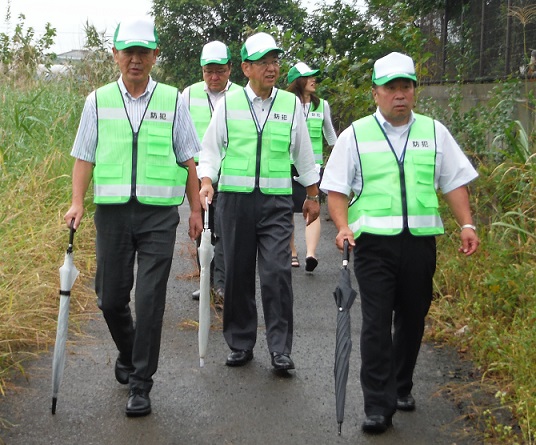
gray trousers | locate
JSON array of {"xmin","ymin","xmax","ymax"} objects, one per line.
[
  {"xmin": 94, "ymin": 201, "xmax": 179, "ymax": 392},
  {"xmin": 220, "ymin": 190, "xmax": 294, "ymax": 354}
]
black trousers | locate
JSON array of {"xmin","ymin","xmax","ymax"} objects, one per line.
[
  {"xmin": 353, "ymin": 231, "xmax": 436, "ymax": 417},
  {"xmin": 220, "ymin": 190, "xmax": 294, "ymax": 354},
  {"xmin": 94, "ymin": 201, "xmax": 179, "ymax": 392}
]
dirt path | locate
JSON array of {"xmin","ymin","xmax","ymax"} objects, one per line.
[{"xmin": 0, "ymin": 210, "xmax": 480, "ymax": 444}]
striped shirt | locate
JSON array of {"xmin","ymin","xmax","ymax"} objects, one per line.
[{"xmin": 71, "ymin": 76, "xmax": 201, "ymax": 164}]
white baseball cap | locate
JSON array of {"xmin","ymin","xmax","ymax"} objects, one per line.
[
  {"xmin": 372, "ymin": 52, "xmax": 417, "ymax": 85},
  {"xmin": 200, "ymin": 41, "xmax": 231, "ymax": 66},
  {"xmin": 287, "ymin": 62, "xmax": 320, "ymax": 84},
  {"xmin": 241, "ymin": 32, "xmax": 283, "ymax": 62},
  {"xmin": 114, "ymin": 16, "xmax": 159, "ymax": 50}
]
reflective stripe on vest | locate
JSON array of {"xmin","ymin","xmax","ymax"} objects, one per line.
[
  {"xmin": 93, "ymin": 82, "xmax": 188, "ymax": 206},
  {"xmin": 220, "ymin": 89, "xmax": 295, "ymax": 194},
  {"xmin": 306, "ymin": 99, "xmax": 324, "ymax": 164},
  {"xmin": 348, "ymin": 114, "xmax": 444, "ymax": 238}
]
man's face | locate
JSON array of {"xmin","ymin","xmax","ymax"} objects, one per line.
[
  {"xmin": 202, "ymin": 63, "xmax": 231, "ymax": 93},
  {"xmin": 242, "ymin": 50, "xmax": 280, "ymax": 97},
  {"xmin": 372, "ymin": 78, "xmax": 415, "ymax": 126},
  {"xmin": 113, "ymin": 46, "xmax": 158, "ymax": 86}
]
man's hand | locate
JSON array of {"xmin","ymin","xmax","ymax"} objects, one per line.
[
  {"xmin": 199, "ymin": 178, "xmax": 214, "ymax": 211},
  {"xmin": 335, "ymin": 227, "xmax": 355, "ymax": 252},
  {"xmin": 302, "ymin": 199, "xmax": 320, "ymax": 225},
  {"xmin": 459, "ymin": 228, "xmax": 479, "ymax": 256},
  {"xmin": 188, "ymin": 209, "xmax": 203, "ymax": 241}
]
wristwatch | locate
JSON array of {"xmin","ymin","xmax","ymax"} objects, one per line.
[
  {"xmin": 460, "ymin": 224, "xmax": 476, "ymax": 231},
  {"xmin": 306, "ymin": 195, "xmax": 320, "ymax": 202}
]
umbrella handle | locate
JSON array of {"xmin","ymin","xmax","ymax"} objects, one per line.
[
  {"xmin": 67, "ymin": 218, "xmax": 76, "ymax": 253},
  {"xmin": 343, "ymin": 239, "xmax": 349, "ymax": 267},
  {"xmin": 204, "ymin": 196, "xmax": 209, "ymax": 230}
]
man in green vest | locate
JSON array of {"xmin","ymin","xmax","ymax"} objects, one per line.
[
  {"xmin": 321, "ymin": 52, "xmax": 480, "ymax": 433},
  {"xmin": 197, "ymin": 32, "xmax": 320, "ymax": 371},
  {"xmin": 63, "ymin": 16, "xmax": 202, "ymax": 417},
  {"xmin": 182, "ymin": 41, "xmax": 241, "ymax": 304}
]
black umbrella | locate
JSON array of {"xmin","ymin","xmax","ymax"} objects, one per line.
[
  {"xmin": 333, "ymin": 239, "xmax": 357, "ymax": 435},
  {"xmin": 51, "ymin": 220, "xmax": 79, "ymax": 414}
]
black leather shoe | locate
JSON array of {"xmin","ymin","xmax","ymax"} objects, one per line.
[
  {"xmin": 125, "ymin": 389, "xmax": 151, "ymax": 417},
  {"xmin": 115, "ymin": 357, "xmax": 135, "ymax": 385},
  {"xmin": 271, "ymin": 353, "xmax": 295, "ymax": 371},
  {"xmin": 225, "ymin": 350, "xmax": 253, "ymax": 367},
  {"xmin": 362, "ymin": 414, "xmax": 392, "ymax": 433},
  {"xmin": 192, "ymin": 289, "xmax": 200, "ymax": 300},
  {"xmin": 396, "ymin": 394, "xmax": 416, "ymax": 411}
]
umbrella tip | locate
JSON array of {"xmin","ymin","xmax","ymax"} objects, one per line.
[
  {"xmin": 199, "ymin": 358, "xmax": 205, "ymax": 368},
  {"xmin": 338, "ymin": 422, "xmax": 342, "ymax": 435},
  {"xmin": 52, "ymin": 397, "xmax": 57, "ymax": 415}
]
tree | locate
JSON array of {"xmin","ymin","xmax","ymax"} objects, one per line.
[{"xmin": 152, "ymin": 0, "xmax": 307, "ymax": 88}]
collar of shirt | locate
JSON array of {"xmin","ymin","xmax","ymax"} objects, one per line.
[
  {"xmin": 117, "ymin": 76, "xmax": 155, "ymax": 101},
  {"xmin": 203, "ymin": 80, "xmax": 233, "ymax": 94},
  {"xmin": 373, "ymin": 107, "xmax": 415, "ymax": 137},
  {"xmin": 244, "ymin": 83, "xmax": 277, "ymax": 103},
  {"xmin": 373, "ymin": 108, "xmax": 416, "ymax": 159}
]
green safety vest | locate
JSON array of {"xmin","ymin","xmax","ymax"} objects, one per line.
[
  {"xmin": 306, "ymin": 99, "xmax": 324, "ymax": 164},
  {"xmin": 219, "ymin": 89, "xmax": 295, "ymax": 194},
  {"xmin": 348, "ymin": 113, "xmax": 444, "ymax": 238},
  {"xmin": 93, "ymin": 82, "xmax": 188, "ymax": 206},
  {"xmin": 188, "ymin": 81, "xmax": 241, "ymax": 162}
]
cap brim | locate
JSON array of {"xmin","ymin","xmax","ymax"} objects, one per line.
[
  {"xmin": 200, "ymin": 58, "xmax": 230, "ymax": 66},
  {"xmin": 115, "ymin": 40, "xmax": 158, "ymax": 50},
  {"xmin": 373, "ymin": 73, "xmax": 417, "ymax": 85},
  {"xmin": 288, "ymin": 69, "xmax": 319, "ymax": 84},
  {"xmin": 244, "ymin": 48, "xmax": 283, "ymax": 61}
]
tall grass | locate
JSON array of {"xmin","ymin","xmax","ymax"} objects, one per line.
[
  {"xmin": 420, "ymin": 82, "xmax": 536, "ymax": 444},
  {"xmin": 0, "ymin": 76, "xmax": 97, "ymax": 393}
]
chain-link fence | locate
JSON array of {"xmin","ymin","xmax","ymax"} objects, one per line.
[{"xmin": 418, "ymin": 0, "xmax": 536, "ymax": 84}]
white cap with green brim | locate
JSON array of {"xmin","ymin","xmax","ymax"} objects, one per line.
[
  {"xmin": 241, "ymin": 32, "xmax": 283, "ymax": 62},
  {"xmin": 372, "ymin": 52, "xmax": 417, "ymax": 85},
  {"xmin": 114, "ymin": 16, "xmax": 159, "ymax": 50},
  {"xmin": 200, "ymin": 41, "xmax": 231, "ymax": 66},
  {"xmin": 287, "ymin": 62, "xmax": 320, "ymax": 84}
]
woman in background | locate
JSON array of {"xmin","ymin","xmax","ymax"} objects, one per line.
[{"xmin": 287, "ymin": 62, "xmax": 337, "ymax": 272}]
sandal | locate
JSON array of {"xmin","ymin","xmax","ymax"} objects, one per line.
[{"xmin": 291, "ymin": 255, "xmax": 300, "ymax": 267}]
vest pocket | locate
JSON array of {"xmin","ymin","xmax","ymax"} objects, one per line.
[
  {"xmin": 268, "ymin": 125, "xmax": 291, "ymax": 150},
  {"xmin": 147, "ymin": 125, "xmax": 172, "ymax": 156},
  {"xmin": 416, "ymin": 192, "xmax": 439, "ymax": 209},
  {"xmin": 94, "ymin": 163, "xmax": 122, "ymax": 179},
  {"xmin": 308, "ymin": 126, "xmax": 322, "ymax": 138},
  {"xmin": 223, "ymin": 156, "xmax": 249, "ymax": 173},
  {"xmin": 268, "ymin": 158, "xmax": 291, "ymax": 172},
  {"xmin": 358, "ymin": 195, "xmax": 391, "ymax": 211},
  {"xmin": 146, "ymin": 164, "xmax": 178, "ymax": 180}
]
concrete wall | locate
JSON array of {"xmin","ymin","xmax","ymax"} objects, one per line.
[{"xmin": 418, "ymin": 82, "xmax": 536, "ymax": 134}]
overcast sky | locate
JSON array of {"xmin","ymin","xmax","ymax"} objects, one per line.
[
  {"xmin": 1, "ymin": 0, "xmax": 153, "ymax": 53},
  {"xmin": 1, "ymin": 0, "xmax": 355, "ymax": 55}
]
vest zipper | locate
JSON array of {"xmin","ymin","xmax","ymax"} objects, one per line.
[{"xmin": 131, "ymin": 132, "xmax": 138, "ymax": 198}]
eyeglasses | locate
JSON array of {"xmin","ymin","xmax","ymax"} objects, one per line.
[
  {"xmin": 203, "ymin": 69, "xmax": 228, "ymax": 77},
  {"xmin": 250, "ymin": 59, "xmax": 281, "ymax": 69}
]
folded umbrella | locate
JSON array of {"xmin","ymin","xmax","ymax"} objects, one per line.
[
  {"xmin": 51, "ymin": 220, "xmax": 79, "ymax": 414},
  {"xmin": 333, "ymin": 239, "xmax": 357, "ymax": 435},
  {"xmin": 198, "ymin": 198, "xmax": 214, "ymax": 367}
]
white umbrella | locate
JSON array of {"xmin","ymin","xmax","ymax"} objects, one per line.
[
  {"xmin": 198, "ymin": 198, "xmax": 214, "ymax": 367},
  {"xmin": 51, "ymin": 221, "xmax": 79, "ymax": 414}
]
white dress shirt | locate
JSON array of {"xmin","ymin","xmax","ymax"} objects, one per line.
[
  {"xmin": 71, "ymin": 76, "xmax": 201, "ymax": 164},
  {"xmin": 197, "ymin": 83, "xmax": 320, "ymax": 187},
  {"xmin": 320, "ymin": 109, "xmax": 478, "ymax": 197}
]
